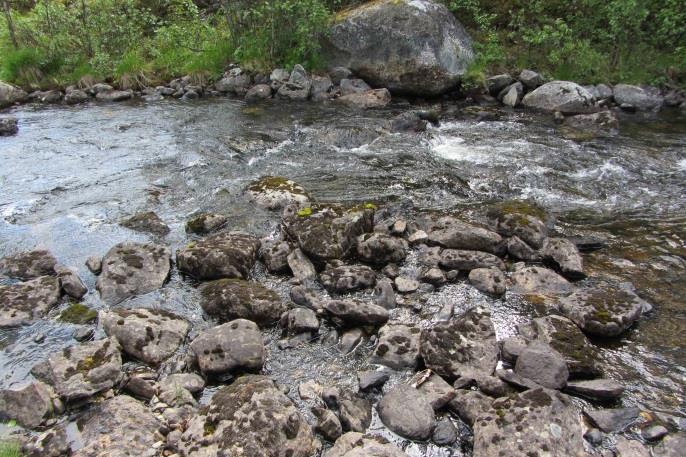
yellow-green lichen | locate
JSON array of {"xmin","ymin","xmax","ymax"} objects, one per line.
[{"xmin": 59, "ymin": 303, "xmax": 97, "ymax": 325}]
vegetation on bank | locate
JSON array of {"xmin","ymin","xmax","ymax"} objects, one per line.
[{"xmin": 0, "ymin": 0, "xmax": 684, "ymax": 91}]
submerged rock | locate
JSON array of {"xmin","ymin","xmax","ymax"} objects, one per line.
[
  {"xmin": 189, "ymin": 319, "xmax": 264, "ymax": 375},
  {"xmin": 522, "ymin": 80, "xmax": 597, "ymax": 114},
  {"xmin": 371, "ymin": 324, "xmax": 422, "ymax": 370},
  {"xmin": 201, "ymin": 278, "xmax": 286, "ymax": 325},
  {"xmin": 100, "ymin": 308, "xmax": 189, "ymax": 365},
  {"xmin": 247, "ymin": 176, "xmax": 310, "ymax": 210},
  {"xmin": 0, "ymin": 276, "xmax": 61, "ymax": 327},
  {"xmin": 176, "ymin": 231, "xmax": 259, "ymax": 280},
  {"xmin": 420, "ymin": 307, "xmax": 497, "ymax": 381},
  {"xmin": 31, "ymin": 337, "xmax": 123, "ymax": 403},
  {"xmin": 0, "ymin": 249, "xmax": 57, "ymax": 279},
  {"xmin": 0, "ymin": 115, "xmax": 18, "ymax": 136},
  {"xmin": 325, "ymin": 432, "xmax": 407, "ymax": 457},
  {"xmin": 96, "ymin": 242, "xmax": 171, "ymax": 304},
  {"xmin": 473, "ymin": 388, "xmax": 586, "ymax": 457},
  {"xmin": 119, "ymin": 211, "xmax": 170, "ymax": 235},
  {"xmin": 179, "ymin": 375, "xmax": 321, "ymax": 456},
  {"xmin": 325, "ymin": 0, "xmax": 473, "ymax": 96},
  {"xmin": 378, "ymin": 384, "xmax": 435, "ymax": 441}
]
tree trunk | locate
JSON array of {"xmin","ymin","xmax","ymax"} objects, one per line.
[
  {"xmin": 2, "ymin": 0, "xmax": 18, "ymax": 48},
  {"xmin": 80, "ymin": 0, "xmax": 93, "ymax": 57}
]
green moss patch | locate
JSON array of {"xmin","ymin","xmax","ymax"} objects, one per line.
[{"xmin": 59, "ymin": 303, "xmax": 97, "ymax": 324}]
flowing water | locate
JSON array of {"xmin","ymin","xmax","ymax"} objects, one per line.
[{"xmin": 1, "ymin": 98, "xmax": 685, "ymax": 454}]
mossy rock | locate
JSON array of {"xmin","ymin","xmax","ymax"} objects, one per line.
[{"xmin": 59, "ymin": 303, "xmax": 97, "ymax": 324}]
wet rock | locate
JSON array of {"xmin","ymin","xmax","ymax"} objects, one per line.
[
  {"xmin": 420, "ymin": 307, "xmax": 497, "ymax": 381},
  {"xmin": 515, "ymin": 341, "xmax": 569, "ymax": 389},
  {"xmin": 31, "ymin": 337, "xmax": 123, "ymax": 403},
  {"xmin": 120, "ymin": 211, "xmax": 170, "ymax": 235},
  {"xmin": 386, "ymin": 111, "xmax": 433, "ymax": 132},
  {"xmin": 358, "ymin": 369, "xmax": 389, "ymax": 391},
  {"xmin": 565, "ymin": 379, "xmax": 624, "ymax": 401},
  {"xmin": 356, "ymin": 232, "xmax": 408, "ymax": 264},
  {"xmin": 313, "ymin": 407, "xmax": 343, "ymax": 441},
  {"xmin": 542, "ymin": 237, "xmax": 585, "ymax": 280},
  {"xmin": 613, "ymin": 84, "xmax": 663, "ymax": 111},
  {"xmin": 421, "ymin": 267, "xmax": 447, "ymax": 285},
  {"xmin": 247, "ymin": 176, "xmax": 310, "ymax": 210},
  {"xmin": 507, "ymin": 235, "xmax": 542, "ymax": 261},
  {"xmin": 325, "ymin": 0, "xmax": 473, "ymax": 96},
  {"xmin": 325, "ymin": 432, "xmax": 407, "ymax": 457},
  {"xmin": 176, "ymin": 231, "xmax": 259, "ymax": 280},
  {"xmin": 654, "ymin": 433, "xmax": 686, "ymax": 457},
  {"xmin": 378, "ymin": 384, "xmax": 435, "ymax": 440},
  {"xmin": 371, "ymin": 324, "xmax": 421, "ymax": 370},
  {"xmin": 340, "ymin": 328, "xmax": 364, "ymax": 353},
  {"xmin": 616, "ymin": 436, "xmax": 650, "ymax": 457},
  {"xmin": 0, "ymin": 382, "xmax": 58, "ymax": 429},
  {"xmin": 338, "ymin": 88, "xmax": 392, "ymax": 109},
  {"xmin": 96, "ymin": 242, "xmax": 171, "ymax": 304},
  {"xmin": 215, "ymin": 69, "xmax": 252, "ymax": 95},
  {"xmin": 325, "ymin": 299, "xmax": 389, "ymax": 327},
  {"xmin": 73, "ymin": 327, "xmax": 94, "ymax": 342},
  {"xmin": 260, "ymin": 239, "xmax": 292, "ymax": 273},
  {"xmin": 492, "ymin": 210, "xmax": 548, "ymax": 249},
  {"xmin": 510, "ymin": 266, "xmax": 572, "ymax": 295},
  {"xmin": 95, "ymin": 89, "xmax": 133, "ymax": 102},
  {"xmin": 0, "ymin": 115, "xmax": 18, "ymax": 135},
  {"xmin": 439, "ymin": 249, "xmax": 505, "ymax": 271},
  {"xmin": 584, "ymin": 428, "xmax": 604, "ymax": 446},
  {"xmin": 433, "ymin": 418, "xmax": 458, "ymax": 445},
  {"xmin": 563, "ymin": 110, "xmax": 619, "ymax": 136},
  {"xmin": 59, "ymin": 303, "xmax": 97, "ymax": 325},
  {"xmin": 329, "ymin": 67, "xmax": 352, "ymax": 85},
  {"xmin": 339, "ymin": 396, "xmax": 372, "ymax": 433},
  {"xmin": 277, "ymin": 64, "xmax": 312, "ymax": 100},
  {"xmin": 469, "ymin": 267, "xmax": 506, "ymax": 296},
  {"xmin": 283, "ymin": 204, "xmax": 374, "ymax": 261},
  {"xmin": 427, "ymin": 217, "xmax": 503, "ymax": 253},
  {"xmin": 448, "ymin": 390, "xmax": 492, "ymax": 426},
  {"xmin": 64, "ymin": 88, "xmax": 89, "ymax": 104},
  {"xmin": 0, "ymin": 276, "xmax": 61, "ymax": 327},
  {"xmin": 0, "ymin": 249, "xmax": 57, "ymax": 279},
  {"xmin": 189, "ymin": 319, "xmax": 264, "ymax": 375},
  {"xmin": 124, "ymin": 373, "xmax": 158, "ymax": 400},
  {"xmin": 522, "ymin": 80, "xmax": 598, "ymax": 114},
  {"xmin": 518, "ymin": 315, "xmax": 600, "ymax": 377},
  {"xmin": 641, "ymin": 424, "xmax": 668, "ymax": 442},
  {"xmin": 584, "ymin": 407, "xmax": 640, "ymax": 433},
  {"xmin": 287, "ymin": 248, "xmax": 317, "ymax": 282},
  {"xmin": 291, "ymin": 284, "xmax": 327, "ymax": 312},
  {"xmin": 395, "ymin": 276, "xmax": 419, "ymax": 293},
  {"xmin": 519, "ymin": 69, "xmax": 544, "ymax": 89},
  {"xmin": 321, "ymin": 264, "xmax": 376, "ymax": 293},
  {"xmin": 100, "ymin": 308, "xmax": 189, "ymax": 365},
  {"xmin": 269, "ymin": 68, "xmax": 290, "ymax": 90},
  {"xmin": 311, "ymin": 75, "xmax": 334, "ymax": 101},
  {"xmin": 85, "ymin": 256, "xmax": 102, "ymax": 274},
  {"xmin": 500, "ymin": 82, "xmax": 524, "ymax": 107},
  {"xmin": 72, "ymin": 395, "xmax": 162, "ymax": 457},
  {"xmin": 0, "ymin": 80, "xmax": 28, "ymax": 108},
  {"xmin": 280, "ymin": 307, "xmax": 319, "ymax": 334},
  {"xmin": 473, "ymin": 388, "xmax": 585, "ymax": 457},
  {"xmin": 559, "ymin": 285, "xmax": 647, "ymax": 337},
  {"xmin": 374, "ymin": 277, "xmax": 397, "ymax": 309},
  {"xmin": 245, "ymin": 84, "xmax": 272, "ymax": 101},
  {"xmin": 340, "ymin": 78, "xmax": 371, "ymax": 96},
  {"xmin": 486, "ymin": 74, "xmax": 515, "ymax": 95},
  {"xmin": 185, "ymin": 213, "xmax": 226, "ymax": 234},
  {"xmin": 411, "ymin": 370, "xmax": 456, "ymax": 410},
  {"xmin": 55, "ymin": 266, "xmax": 88, "ymax": 299}
]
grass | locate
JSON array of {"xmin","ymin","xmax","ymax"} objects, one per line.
[{"xmin": 0, "ymin": 441, "xmax": 21, "ymax": 457}]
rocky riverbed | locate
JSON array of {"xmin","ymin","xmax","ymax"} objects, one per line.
[{"xmin": 0, "ymin": 95, "xmax": 685, "ymax": 457}]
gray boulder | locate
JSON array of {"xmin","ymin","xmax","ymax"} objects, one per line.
[
  {"xmin": 412, "ymin": 370, "xmax": 456, "ymax": 410},
  {"xmin": 31, "ymin": 337, "xmax": 123, "ymax": 403},
  {"xmin": 280, "ymin": 307, "xmax": 319, "ymax": 334},
  {"xmin": 507, "ymin": 235, "xmax": 542, "ymax": 261},
  {"xmin": 427, "ymin": 217, "xmax": 503, "ymax": 253},
  {"xmin": 0, "ymin": 276, "xmax": 61, "ymax": 327},
  {"xmin": 100, "ymin": 308, "xmax": 189, "ymax": 365},
  {"xmin": 338, "ymin": 88, "xmax": 392, "ymax": 109},
  {"xmin": 420, "ymin": 307, "xmax": 497, "ymax": 381},
  {"xmin": 313, "ymin": 407, "xmax": 343, "ymax": 441},
  {"xmin": 247, "ymin": 176, "xmax": 310, "ymax": 210},
  {"xmin": 329, "ymin": 67, "xmax": 352, "ymax": 85},
  {"xmin": 378, "ymin": 384, "xmax": 435, "ymax": 441},
  {"xmin": 501, "ymin": 82, "xmax": 523, "ymax": 107},
  {"xmin": 324, "ymin": 299, "xmax": 389, "ymax": 327},
  {"xmin": 185, "ymin": 213, "xmax": 227, "ymax": 234},
  {"xmin": 287, "ymin": 248, "xmax": 317, "ymax": 282},
  {"xmin": 326, "ymin": 432, "xmax": 407, "ymax": 457},
  {"xmin": 340, "ymin": 396, "xmax": 372, "ymax": 433},
  {"xmin": 325, "ymin": 0, "xmax": 473, "ymax": 96},
  {"xmin": 320, "ymin": 264, "xmax": 376, "ymax": 293},
  {"xmin": 565, "ymin": 379, "xmax": 624, "ymax": 401},
  {"xmin": 176, "ymin": 231, "xmax": 259, "ymax": 280},
  {"xmin": 371, "ymin": 324, "xmax": 421, "ymax": 370},
  {"xmin": 64, "ymin": 88, "xmax": 89, "ymax": 105},
  {"xmin": 269, "ymin": 68, "xmax": 290, "ymax": 91},
  {"xmin": 215, "ymin": 69, "xmax": 252, "ymax": 95},
  {"xmin": 0, "ymin": 249, "xmax": 57, "ymax": 279},
  {"xmin": 96, "ymin": 242, "xmax": 170, "ymax": 304},
  {"xmin": 563, "ymin": 110, "xmax": 619, "ymax": 135},
  {"xmin": 260, "ymin": 239, "xmax": 292, "ymax": 273},
  {"xmin": 653, "ymin": 432, "xmax": 686, "ymax": 457},
  {"xmin": 509, "ymin": 266, "xmax": 572, "ymax": 295},
  {"xmin": 473, "ymin": 388, "xmax": 585, "ymax": 457},
  {"xmin": 584, "ymin": 407, "xmax": 640, "ymax": 433},
  {"xmin": 245, "ymin": 83, "xmax": 273, "ymax": 102},
  {"xmin": 201, "ymin": 278, "xmax": 286, "ymax": 326},
  {"xmin": 0, "ymin": 80, "xmax": 28, "ymax": 108},
  {"xmin": 311, "ymin": 75, "xmax": 334, "ymax": 101},
  {"xmin": 0, "ymin": 382, "xmax": 59, "ymax": 429},
  {"xmin": 440, "ymin": 249, "xmax": 505, "ymax": 271},
  {"xmin": 95, "ymin": 89, "xmax": 133, "ymax": 102},
  {"xmin": 448, "ymin": 390, "xmax": 492, "ymax": 427},
  {"xmin": 189, "ymin": 319, "xmax": 265, "ymax": 375},
  {"xmin": 519, "ymin": 69, "xmax": 544, "ymax": 89},
  {"xmin": 486, "ymin": 74, "xmax": 514, "ymax": 95},
  {"xmin": 613, "ymin": 84, "xmax": 663, "ymax": 111},
  {"xmin": 0, "ymin": 115, "xmax": 18, "ymax": 136},
  {"xmin": 542, "ymin": 237, "xmax": 585, "ymax": 279},
  {"xmin": 277, "ymin": 64, "xmax": 312, "ymax": 100},
  {"xmin": 515, "ymin": 341, "xmax": 569, "ymax": 389},
  {"xmin": 119, "ymin": 211, "xmax": 170, "ymax": 235},
  {"xmin": 283, "ymin": 204, "xmax": 374, "ymax": 261},
  {"xmin": 356, "ymin": 232, "xmax": 408, "ymax": 264},
  {"xmin": 492, "ymin": 210, "xmax": 548, "ymax": 249},
  {"xmin": 469, "ymin": 267, "xmax": 506, "ymax": 296},
  {"xmin": 55, "ymin": 266, "xmax": 88, "ymax": 299},
  {"xmin": 339, "ymin": 78, "xmax": 371, "ymax": 96},
  {"xmin": 522, "ymin": 80, "xmax": 597, "ymax": 114}
]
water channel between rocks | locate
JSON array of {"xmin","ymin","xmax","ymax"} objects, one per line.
[{"xmin": 1, "ymin": 98, "xmax": 685, "ymax": 455}]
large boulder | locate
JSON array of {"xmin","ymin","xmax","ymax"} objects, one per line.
[
  {"xmin": 100, "ymin": 308, "xmax": 189, "ymax": 365},
  {"xmin": 247, "ymin": 176, "xmax": 310, "ymax": 210},
  {"xmin": 426, "ymin": 217, "xmax": 503, "ymax": 253},
  {"xmin": 509, "ymin": 266, "xmax": 572, "ymax": 295},
  {"xmin": 178, "ymin": 375, "xmax": 321, "ymax": 457},
  {"xmin": 71, "ymin": 395, "xmax": 162, "ymax": 457},
  {"xmin": 522, "ymin": 81, "xmax": 598, "ymax": 114},
  {"xmin": 96, "ymin": 242, "xmax": 171, "ymax": 304},
  {"xmin": 542, "ymin": 237, "xmax": 585, "ymax": 279},
  {"xmin": 189, "ymin": 319, "xmax": 265, "ymax": 375},
  {"xmin": 31, "ymin": 337, "xmax": 123, "ymax": 403},
  {"xmin": 277, "ymin": 64, "xmax": 312, "ymax": 100},
  {"xmin": 200, "ymin": 278, "xmax": 287, "ymax": 325},
  {"xmin": 439, "ymin": 249, "xmax": 505, "ymax": 271},
  {"xmin": 0, "ymin": 382, "xmax": 59, "ymax": 429},
  {"xmin": 325, "ymin": 0, "xmax": 473, "ymax": 96},
  {"xmin": 514, "ymin": 341, "xmax": 569, "ymax": 389},
  {"xmin": 283, "ymin": 204, "xmax": 374, "ymax": 261},
  {"xmin": 0, "ymin": 249, "xmax": 57, "ymax": 279},
  {"xmin": 325, "ymin": 432, "xmax": 407, "ymax": 457},
  {"xmin": 0, "ymin": 276, "xmax": 61, "ymax": 327},
  {"xmin": 338, "ymin": 88, "xmax": 392, "ymax": 109},
  {"xmin": 420, "ymin": 307, "xmax": 497, "ymax": 381},
  {"xmin": 176, "ymin": 231, "xmax": 260, "ymax": 280},
  {"xmin": 356, "ymin": 233, "xmax": 408, "ymax": 264},
  {"xmin": 324, "ymin": 299, "xmax": 389, "ymax": 327},
  {"xmin": 473, "ymin": 388, "xmax": 586, "ymax": 457},
  {"xmin": 320, "ymin": 264, "xmax": 376, "ymax": 293},
  {"xmin": 378, "ymin": 384, "xmax": 435, "ymax": 441},
  {"xmin": 613, "ymin": 84, "xmax": 663, "ymax": 111},
  {"xmin": 0, "ymin": 80, "xmax": 28, "ymax": 108}
]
